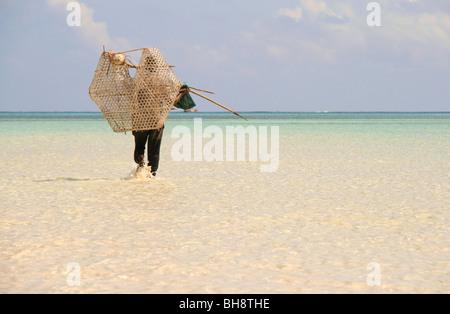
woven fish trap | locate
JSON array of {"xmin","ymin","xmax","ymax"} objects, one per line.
[{"xmin": 89, "ymin": 48, "xmax": 182, "ymax": 133}]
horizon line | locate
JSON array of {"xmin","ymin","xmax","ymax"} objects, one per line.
[{"xmin": 1, "ymin": 111, "xmax": 449, "ymax": 114}]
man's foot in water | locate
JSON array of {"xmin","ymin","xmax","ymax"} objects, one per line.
[{"xmin": 135, "ymin": 162, "xmax": 146, "ymax": 174}]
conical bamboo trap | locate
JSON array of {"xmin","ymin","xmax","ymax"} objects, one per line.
[{"xmin": 89, "ymin": 47, "xmax": 246, "ymax": 133}]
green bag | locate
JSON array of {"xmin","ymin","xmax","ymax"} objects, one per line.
[{"xmin": 174, "ymin": 85, "xmax": 197, "ymax": 110}]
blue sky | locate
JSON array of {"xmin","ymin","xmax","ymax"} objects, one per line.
[{"xmin": 0, "ymin": 0, "xmax": 449, "ymax": 112}]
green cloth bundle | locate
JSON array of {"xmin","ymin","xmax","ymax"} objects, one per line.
[{"xmin": 174, "ymin": 85, "xmax": 197, "ymax": 110}]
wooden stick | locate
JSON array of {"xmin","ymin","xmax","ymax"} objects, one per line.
[
  {"xmin": 126, "ymin": 55, "xmax": 139, "ymax": 67},
  {"xmin": 189, "ymin": 86, "xmax": 215, "ymax": 94},
  {"xmin": 125, "ymin": 61, "xmax": 137, "ymax": 69},
  {"xmin": 116, "ymin": 48, "xmax": 147, "ymax": 54},
  {"xmin": 189, "ymin": 90, "xmax": 247, "ymax": 121}
]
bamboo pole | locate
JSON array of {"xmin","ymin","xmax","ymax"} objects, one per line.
[
  {"xmin": 126, "ymin": 55, "xmax": 139, "ymax": 68},
  {"xmin": 189, "ymin": 90, "xmax": 247, "ymax": 121},
  {"xmin": 189, "ymin": 86, "xmax": 215, "ymax": 94},
  {"xmin": 116, "ymin": 48, "xmax": 147, "ymax": 54}
]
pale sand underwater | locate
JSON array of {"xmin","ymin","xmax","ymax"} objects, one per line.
[{"xmin": 0, "ymin": 113, "xmax": 448, "ymax": 293}]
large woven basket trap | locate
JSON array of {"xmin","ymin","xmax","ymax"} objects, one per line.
[{"xmin": 89, "ymin": 48, "xmax": 182, "ymax": 133}]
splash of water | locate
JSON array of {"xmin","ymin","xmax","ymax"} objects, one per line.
[{"xmin": 127, "ymin": 165, "xmax": 156, "ymax": 181}]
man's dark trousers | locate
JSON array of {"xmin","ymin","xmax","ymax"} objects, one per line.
[{"xmin": 133, "ymin": 126, "xmax": 164, "ymax": 173}]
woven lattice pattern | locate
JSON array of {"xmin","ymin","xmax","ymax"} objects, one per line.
[{"xmin": 89, "ymin": 48, "xmax": 181, "ymax": 133}]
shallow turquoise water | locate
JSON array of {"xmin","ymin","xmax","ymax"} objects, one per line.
[{"xmin": 0, "ymin": 112, "xmax": 448, "ymax": 293}]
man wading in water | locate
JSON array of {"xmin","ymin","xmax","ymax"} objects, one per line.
[
  {"xmin": 132, "ymin": 55, "xmax": 166, "ymax": 178},
  {"xmin": 131, "ymin": 58, "xmax": 198, "ymax": 177}
]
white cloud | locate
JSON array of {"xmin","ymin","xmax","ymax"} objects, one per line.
[
  {"xmin": 188, "ymin": 44, "xmax": 230, "ymax": 64},
  {"xmin": 278, "ymin": 7, "xmax": 303, "ymax": 22},
  {"xmin": 47, "ymin": 0, "xmax": 132, "ymax": 51},
  {"xmin": 265, "ymin": 44, "xmax": 289, "ymax": 61},
  {"xmin": 381, "ymin": 10, "xmax": 450, "ymax": 65},
  {"xmin": 300, "ymin": 0, "xmax": 328, "ymax": 15},
  {"xmin": 271, "ymin": 0, "xmax": 450, "ymax": 66}
]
